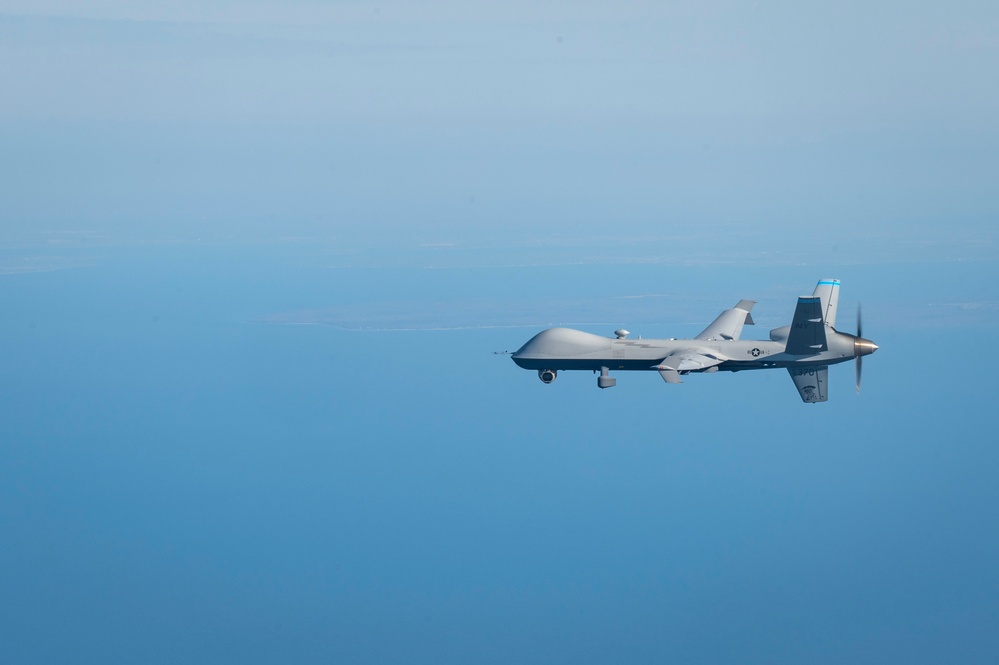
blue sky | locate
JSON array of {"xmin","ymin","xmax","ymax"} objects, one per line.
[
  {"xmin": 2, "ymin": 2, "xmax": 999, "ymax": 663},
  {"xmin": 2, "ymin": 1, "xmax": 997, "ymax": 242}
]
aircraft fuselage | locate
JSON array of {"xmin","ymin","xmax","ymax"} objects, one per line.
[{"xmin": 512, "ymin": 327, "xmax": 863, "ymax": 373}]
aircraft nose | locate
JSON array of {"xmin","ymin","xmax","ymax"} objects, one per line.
[{"xmin": 854, "ymin": 337, "xmax": 878, "ymax": 357}]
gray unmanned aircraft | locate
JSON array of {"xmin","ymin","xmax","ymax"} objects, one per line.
[{"xmin": 511, "ymin": 279, "xmax": 877, "ymax": 403}]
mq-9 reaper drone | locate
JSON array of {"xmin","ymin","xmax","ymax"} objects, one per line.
[{"xmin": 511, "ymin": 279, "xmax": 877, "ymax": 403}]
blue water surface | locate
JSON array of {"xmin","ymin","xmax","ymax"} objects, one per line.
[{"xmin": 2, "ymin": 244, "xmax": 997, "ymax": 664}]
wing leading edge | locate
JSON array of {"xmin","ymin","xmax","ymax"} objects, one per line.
[
  {"xmin": 653, "ymin": 351, "xmax": 723, "ymax": 383},
  {"xmin": 695, "ymin": 300, "xmax": 756, "ymax": 341}
]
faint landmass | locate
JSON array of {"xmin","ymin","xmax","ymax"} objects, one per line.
[
  {"xmin": 0, "ymin": 255, "xmax": 95, "ymax": 275},
  {"xmin": 261, "ymin": 293, "xmax": 999, "ymax": 333},
  {"xmin": 258, "ymin": 293, "xmax": 784, "ymax": 332}
]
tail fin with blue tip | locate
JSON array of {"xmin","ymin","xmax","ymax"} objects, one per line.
[{"xmin": 812, "ymin": 279, "xmax": 841, "ymax": 329}]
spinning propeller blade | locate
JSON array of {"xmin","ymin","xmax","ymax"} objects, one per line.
[{"xmin": 856, "ymin": 304, "xmax": 863, "ymax": 393}]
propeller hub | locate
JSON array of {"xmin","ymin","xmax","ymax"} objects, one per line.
[{"xmin": 854, "ymin": 337, "xmax": 878, "ymax": 357}]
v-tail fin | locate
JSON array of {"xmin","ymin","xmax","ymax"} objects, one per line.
[
  {"xmin": 788, "ymin": 366, "xmax": 829, "ymax": 403},
  {"xmin": 785, "ymin": 296, "xmax": 828, "ymax": 354},
  {"xmin": 812, "ymin": 279, "xmax": 841, "ymax": 329}
]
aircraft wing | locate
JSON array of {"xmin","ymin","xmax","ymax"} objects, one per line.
[
  {"xmin": 653, "ymin": 351, "xmax": 723, "ymax": 383},
  {"xmin": 788, "ymin": 366, "xmax": 828, "ymax": 403},
  {"xmin": 784, "ymin": 296, "xmax": 828, "ymax": 354},
  {"xmin": 694, "ymin": 300, "xmax": 756, "ymax": 341}
]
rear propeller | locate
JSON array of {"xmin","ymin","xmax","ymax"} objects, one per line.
[
  {"xmin": 855, "ymin": 304, "xmax": 863, "ymax": 393},
  {"xmin": 853, "ymin": 304, "xmax": 879, "ymax": 394}
]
